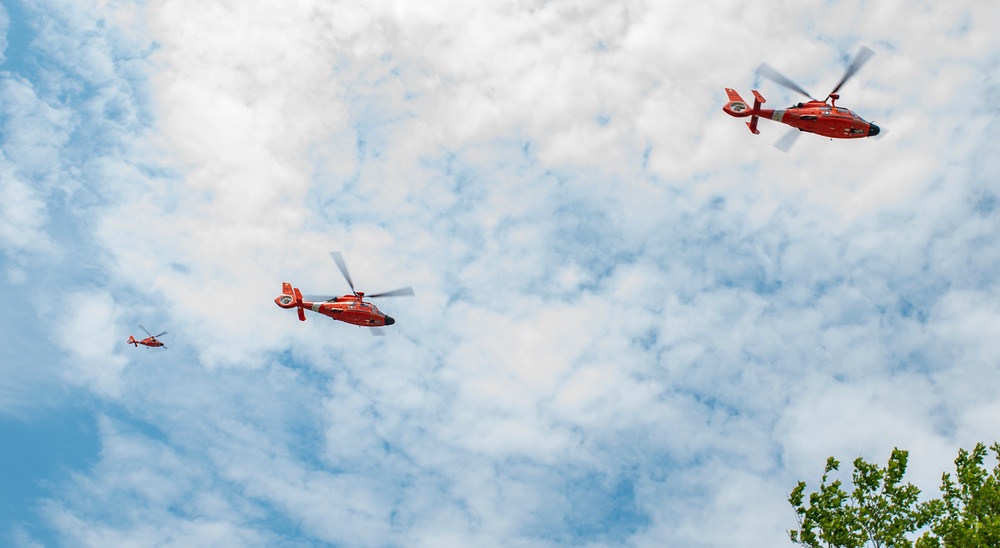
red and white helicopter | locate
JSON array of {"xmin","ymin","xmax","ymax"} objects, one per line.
[
  {"xmin": 723, "ymin": 46, "xmax": 882, "ymax": 151},
  {"xmin": 275, "ymin": 252, "xmax": 413, "ymax": 335},
  {"xmin": 127, "ymin": 325, "xmax": 168, "ymax": 349}
]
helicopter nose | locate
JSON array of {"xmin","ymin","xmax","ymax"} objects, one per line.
[
  {"xmin": 383, "ymin": 315, "xmax": 395, "ymax": 326},
  {"xmin": 868, "ymin": 123, "xmax": 880, "ymax": 137}
]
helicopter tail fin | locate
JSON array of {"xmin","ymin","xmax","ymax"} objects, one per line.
[
  {"xmin": 723, "ymin": 88, "xmax": 752, "ymax": 118},
  {"xmin": 127, "ymin": 335, "xmax": 138, "ymax": 347},
  {"xmin": 723, "ymin": 89, "xmax": 767, "ymax": 134},
  {"xmin": 275, "ymin": 283, "xmax": 295, "ymax": 308},
  {"xmin": 275, "ymin": 283, "xmax": 308, "ymax": 321}
]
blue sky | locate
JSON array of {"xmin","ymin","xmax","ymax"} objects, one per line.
[{"xmin": 1, "ymin": 0, "xmax": 999, "ymax": 546}]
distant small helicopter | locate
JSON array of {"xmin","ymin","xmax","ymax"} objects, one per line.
[
  {"xmin": 127, "ymin": 325, "xmax": 168, "ymax": 349},
  {"xmin": 723, "ymin": 46, "xmax": 882, "ymax": 151},
  {"xmin": 275, "ymin": 252, "xmax": 413, "ymax": 335}
]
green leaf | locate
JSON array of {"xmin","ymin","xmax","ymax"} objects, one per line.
[{"xmin": 789, "ymin": 448, "xmax": 938, "ymax": 547}]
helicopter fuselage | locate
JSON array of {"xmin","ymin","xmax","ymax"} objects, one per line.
[
  {"xmin": 127, "ymin": 335, "xmax": 165, "ymax": 348},
  {"xmin": 274, "ymin": 283, "xmax": 395, "ymax": 327},
  {"xmin": 724, "ymin": 89, "xmax": 880, "ymax": 139}
]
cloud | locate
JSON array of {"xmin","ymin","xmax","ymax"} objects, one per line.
[
  {"xmin": 3, "ymin": 0, "xmax": 1000, "ymax": 546},
  {"xmin": 39, "ymin": 415, "xmax": 276, "ymax": 546},
  {"xmin": 52, "ymin": 292, "xmax": 130, "ymax": 398},
  {"xmin": 0, "ymin": 3, "xmax": 8, "ymax": 65},
  {"xmin": 0, "ymin": 149, "xmax": 52, "ymax": 257}
]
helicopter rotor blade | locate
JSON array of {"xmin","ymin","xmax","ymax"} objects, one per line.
[
  {"xmin": 756, "ymin": 62, "xmax": 817, "ymax": 101},
  {"xmin": 829, "ymin": 46, "xmax": 875, "ymax": 97},
  {"xmin": 301, "ymin": 294, "xmax": 339, "ymax": 302},
  {"xmin": 369, "ymin": 327, "xmax": 386, "ymax": 337},
  {"xmin": 774, "ymin": 128, "xmax": 803, "ymax": 152},
  {"xmin": 138, "ymin": 324, "xmax": 153, "ymax": 338},
  {"xmin": 330, "ymin": 251, "xmax": 356, "ymax": 296},
  {"xmin": 367, "ymin": 287, "xmax": 414, "ymax": 299},
  {"xmin": 154, "ymin": 331, "xmax": 168, "ymax": 338}
]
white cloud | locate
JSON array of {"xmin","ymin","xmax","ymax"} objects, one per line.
[
  {"xmin": 0, "ymin": 3, "xmax": 8, "ymax": 66},
  {"xmin": 53, "ymin": 292, "xmax": 130, "ymax": 398},
  {"xmin": 4, "ymin": 0, "xmax": 1000, "ymax": 546},
  {"xmin": 0, "ymin": 150, "xmax": 52, "ymax": 255},
  {"xmin": 38, "ymin": 416, "xmax": 275, "ymax": 547}
]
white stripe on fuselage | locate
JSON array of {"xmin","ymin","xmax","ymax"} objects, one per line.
[
  {"xmin": 771, "ymin": 110, "xmax": 785, "ymax": 122},
  {"xmin": 311, "ymin": 303, "xmax": 321, "ymax": 312}
]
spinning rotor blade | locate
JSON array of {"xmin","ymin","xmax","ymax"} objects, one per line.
[
  {"xmin": 139, "ymin": 324, "xmax": 153, "ymax": 337},
  {"xmin": 154, "ymin": 331, "xmax": 168, "ymax": 338},
  {"xmin": 369, "ymin": 327, "xmax": 386, "ymax": 337},
  {"xmin": 301, "ymin": 294, "xmax": 337, "ymax": 302},
  {"xmin": 774, "ymin": 128, "xmax": 803, "ymax": 152},
  {"xmin": 829, "ymin": 46, "xmax": 874, "ymax": 97},
  {"xmin": 330, "ymin": 252, "xmax": 356, "ymax": 295},
  {"xmin": 756, "ymin": 62, "xmax": 816, "ymax": 100},
  {"xmin": 367, "ymin": 287, "xmax": 414, "ymax": 299}
]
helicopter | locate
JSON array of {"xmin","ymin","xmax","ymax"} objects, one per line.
[
  {"xmin": 127, "ymin": 325, "xmax": 168, "ymax": 349},
  {"xmin": 723, "ymin": 46, "xmax": 882, "ymax": 151},
  {"xmin": 275, "ymin": 252, "xmax": 414, "ymax": 335}
]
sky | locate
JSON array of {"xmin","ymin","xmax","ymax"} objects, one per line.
[{"xmin": 1, "ymin": 0, "xmax": 998, "ymax": 546}]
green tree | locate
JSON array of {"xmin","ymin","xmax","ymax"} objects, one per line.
[
  {"xmin": 916, "ymin": 442, "xmax": 1000, "ymax": 547},
  {"xmin": 789, "ymin": 448, "xmax": 940, "ymax": 547}
]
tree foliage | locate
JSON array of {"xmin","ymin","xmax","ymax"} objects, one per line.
[
  {"xmin": 916, "ymin": 442, "xmax": 1000, "ymax": 547},
  {"xmin": 790, "ymin": 443, "xmax": 1000, "ymax": 548},
  {"xmin": 789, "ymin": 448, "xmax": 938, "ymax": 547}
]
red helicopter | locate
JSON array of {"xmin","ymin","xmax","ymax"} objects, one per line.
[
  {"xmin": 127, "ymin": 325, "xmax": 168, "ymax": 349},
  {"xmin": 723, "ymin": 46, "xmax": 881, "ymax": 151},
  {"xmin": 275, "ymin": 252, "xmax": 413, "ymax": 335}
]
